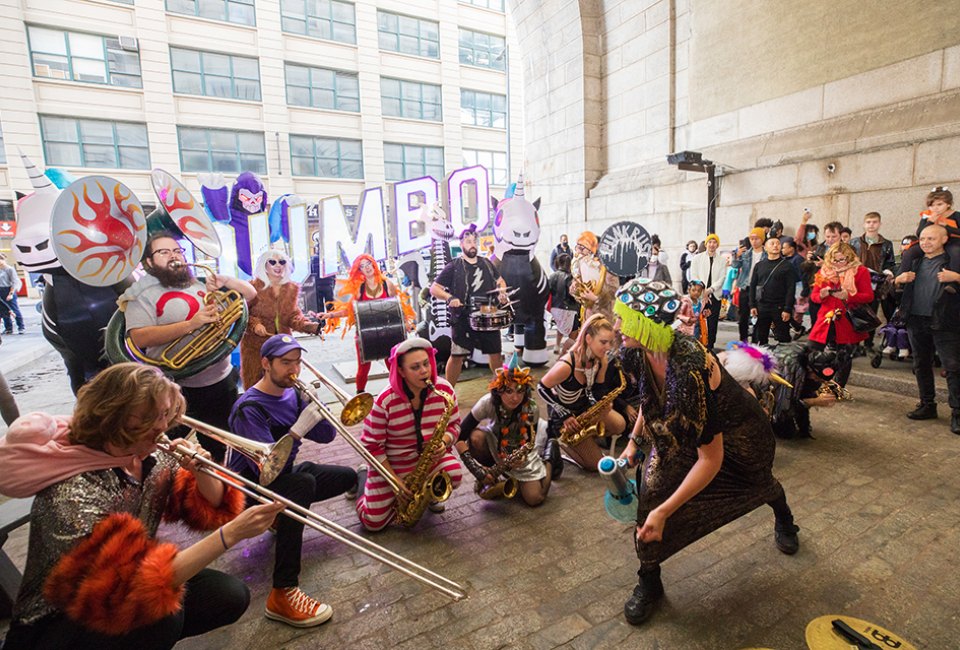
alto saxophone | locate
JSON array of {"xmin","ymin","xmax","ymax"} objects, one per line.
[
  {"xmin": 475, "ymin": 440, "xmax": 535, "ymax": 501},
  {"xmin": 559, "ymin": 369, "xmax": 626, "ymax": 447},
  {"xmin": 816, "ymin": 379, "xmax": 853, "ymax": 401},
  {"xmin": 395, "ymin": 381, "xmax": 457, "ymax": 527}
]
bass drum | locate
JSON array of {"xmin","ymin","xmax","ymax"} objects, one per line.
[
  {"xmin": 104, "ymin": 304, "xmax": 248, "ymax": 381},
  {"xmin": 356, "ymin": 297, "xmax": 407, "ymax": 364}
]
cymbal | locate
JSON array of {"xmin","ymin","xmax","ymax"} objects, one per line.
[{"xmin": 804, "ymin": 614, "xmax": 916, "ymax": 650}]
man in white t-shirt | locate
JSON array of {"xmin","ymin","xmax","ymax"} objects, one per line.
[{"xmin": 123, "ymin": 231, "xmax": 256, "ymax": 459}]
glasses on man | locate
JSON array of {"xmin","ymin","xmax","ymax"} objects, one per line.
[
  {"xmin": 267, "ymin": 259, "xmax": 288, "ymax": 267},
  {"xmin": 150, "ymin": 247, "xmax": 186, "ymax": 258}
]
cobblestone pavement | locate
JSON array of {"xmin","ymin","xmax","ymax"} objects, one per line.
[{"xmin": 2, "ymin": 330, "xmax": 959, "ymax": 649}]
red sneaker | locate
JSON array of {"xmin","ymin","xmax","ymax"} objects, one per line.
[{"xmin": 265, "ymin": 587, "xmax": 333, "ymax": 628}]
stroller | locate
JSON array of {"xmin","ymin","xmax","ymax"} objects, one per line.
[
  {"xmin": 862, "ymin": 269, "xmax": 895, "ymax": 367},
  {"xmin": 872, "ymin": 307, "xmax": 909, "ymax": 368}
]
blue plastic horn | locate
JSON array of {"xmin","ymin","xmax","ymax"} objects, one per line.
[{"xmin": 598, "ymin": 455, "xmax": 638, "ymax": 524}]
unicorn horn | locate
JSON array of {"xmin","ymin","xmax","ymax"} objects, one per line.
[
  {"xmin": 514, "ymin": 171, "xmax": 525, "ymax": 198},
  {"xmin": 18, "ymin": 149, "xmax": 56, "ymax": 193}
]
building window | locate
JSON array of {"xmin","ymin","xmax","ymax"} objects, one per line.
[
  {"xmin": 462, "ymin": 0, "xmax": 504, "ymax": 10},
  {"xmin": 285, "ymin": 63, "xmax": 359, "ymax": 112},
  {"xmin": 463, "ymin": 149, "xmax": 506, "ymax": 186},
  {"xmin": 381, "ymin": 78, "xmax": 441, "ymax": 122},
  {"xmin": 171, "ymin": 47, "xmax": 261, "ymax": 101},
  {"xmin": 178, "ymin": 126, "xmax": 266, "ymax": 174},
  {"xmin": 460, "ymin": 89, "xmax": 506, "ymax": 128},
  {"xmin": 459, "ymin": 29, "xmax": 505, "ymax": 71},
  {"xmin": 27, "ymin": 26, "xmax": 142, "ymax": 88},
  {"xmin": 280, "ymin": 0, "xmax": 356, "ymax": 44},
  {"xmin": 384, "ymin": 143, "xmax": 443, "ymax": 181},
  {"xmin": 377, "ymin": 11, "xmax": 439, "ymax": 59},
  {"xmin": 165, "ymin": 0, "xmax": 256, "ymax": 26},
  {"xmin": 40, "ymin": 116, "xmax": 150, "ymax": 169},
  {"xmin": 290, "ymin": 135, "xmax": 362, "ymax": 178}
]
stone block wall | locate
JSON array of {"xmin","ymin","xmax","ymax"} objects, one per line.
[{"xmin": 510, "ymin": 0, "xmax": 960, "ymax": 277}]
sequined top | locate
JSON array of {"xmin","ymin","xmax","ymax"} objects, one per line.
[{"xmin": 11, "ymin": 453, "xmax": 179, "ymax": 627}]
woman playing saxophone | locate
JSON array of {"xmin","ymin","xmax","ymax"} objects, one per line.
[
  {"xmin": 537, "ymin": 314, "xmax": 627, "ymax": 472},
  {"xmin": 355, "ymin": 338, "xmax": 464, "ymax": 531}
]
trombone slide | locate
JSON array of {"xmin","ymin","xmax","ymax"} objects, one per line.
[{"xmin": 158, "ymin": 434, "xmax": 467, "ymax": 601}]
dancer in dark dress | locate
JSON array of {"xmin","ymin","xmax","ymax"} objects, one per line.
[{"xmin": 613, "ymin": 277, "xmax": 800, "ymax": 626}]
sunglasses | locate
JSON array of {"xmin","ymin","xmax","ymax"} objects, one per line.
[{"xmin": 267, "ymin": 259, "xmax": 288, "ymax": 267}]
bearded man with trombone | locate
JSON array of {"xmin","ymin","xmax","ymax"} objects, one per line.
[
  {"xmin": 121, "ymin": 230, "xmax": 256, "ymax": 460},
  {"xmin": 228, "ymin": 334, "xmax": 357, "ymax": 628}
]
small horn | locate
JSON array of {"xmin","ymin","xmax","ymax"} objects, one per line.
[
  {"xmin": 18, "ymin": 149, "xmax": 56, "ymax": 194},
  {"xmin": 770, "ymin": 372, "xmax": 793, "ymax": 389},
  {"xmin": 514, "ymin": 171, "xmax": 525, "ymax": 197}
]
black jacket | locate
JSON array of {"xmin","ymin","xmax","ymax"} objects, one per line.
[
  {"xmin": 749, "ymin": 257, "xmax": 797, "ymax": 314},
  {"xmin": 899, "ymin": 253, "xmax": 960, "ymax": 330}
]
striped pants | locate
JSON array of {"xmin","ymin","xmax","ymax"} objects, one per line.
[{"xmin": 356, "ymin": 451, "xmax": 463, "ymax": 531}]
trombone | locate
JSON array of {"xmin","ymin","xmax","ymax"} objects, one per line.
[
  {"xmin": 163, "ymin": 417, "xmax": 467, "ymax": 601},
  {"xmin": 292, "ymin": 358, "xmax": 406, "ymax": 497},
  {"xmin": 180, "ymin": 414, "xmax": 294, "ymax": 486}
]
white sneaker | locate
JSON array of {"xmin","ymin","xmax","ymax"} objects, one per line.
[
  {"xmin": 882, "ymin": 346, "xmax": 896, "ymax": 355},
  {"xmin": 899, "ymin": 349, "xmax": 910, "ymax": 359}
]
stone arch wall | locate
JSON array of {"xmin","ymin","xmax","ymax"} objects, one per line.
[
  {"xmin": 508, "ymin": 0, "xmax": 602, "ymax": 230},
  {"xmin": 509, "ymin": 0, "xmax": 960, "ymax": 271}
]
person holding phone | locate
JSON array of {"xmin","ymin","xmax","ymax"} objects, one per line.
[{"xmin": 808, "ymin": 242, "xmax": 875, "ymax": 387}]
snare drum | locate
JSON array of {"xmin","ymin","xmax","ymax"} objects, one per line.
[
  {"xmin": 469, "ymin": 308, "xmax": 513, "ymax": 332},
  {"xmin": 355, "ymin": 298, "xmax": 407, "ymax": 363}
]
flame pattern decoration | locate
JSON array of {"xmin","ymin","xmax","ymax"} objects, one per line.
[
  {"xmin": 160, "ymin": 182, "xmax": 219, "ymax": 254},
  {"xmin": 57, "ymin": 181, "xmax": 145, "ymax": 285}
]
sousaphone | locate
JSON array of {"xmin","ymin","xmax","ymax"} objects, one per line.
[{"xmin": 51, "ymin": 170, "xmax": 246, "ymax": 379}]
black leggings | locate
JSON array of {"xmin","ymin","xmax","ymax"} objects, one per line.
[
  {"xmin": 243, "ymin": 461, "xmax": 357, "ymax": 588},
  {"xmin": 3, "ymin": 569, "xmax": 248, "ymax": 650}
]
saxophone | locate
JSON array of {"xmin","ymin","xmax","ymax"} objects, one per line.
[
  {"xmin": 395, "ymin": 381, "xmax": 457, "ymax": 527},
  {"xmin": 475, "ymin": 440, "xmax": 535, "ymax": 501},
  {"xmin": 559, "ymin": 369, "xmax": 626, "ymax": 447},
  {"xmin": 816, "ymin": 379, "xmax": 853, "ymax": 401}
]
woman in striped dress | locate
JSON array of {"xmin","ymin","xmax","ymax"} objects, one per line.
[{"xmin": 356, "ymin": 338, "xmax": 464, "ymax": 531}]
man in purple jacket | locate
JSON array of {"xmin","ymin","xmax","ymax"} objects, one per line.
[{"xmin": 229, "ymin": 334, "xmax": 357, "ymax": 628}]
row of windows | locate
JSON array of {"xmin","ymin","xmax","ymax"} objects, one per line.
[
  {"xmin": 27, "ymin": 17, "xmax": 505, "ymax": 93},
  {"xmin": 32, "ymin": 116, "xmax": 503, "ymax": 182},
  {"xmin": 159, "ymin": 0, "xmax": 502, "ymax": 31},
  {"xmin": 28, "ymin": 30, "xmax": 505, "ymax": 126}
]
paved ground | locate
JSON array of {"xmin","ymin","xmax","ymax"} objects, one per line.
[{"xmin": 1, "ymin": 304, "xmax": 958, "ymax": 649}]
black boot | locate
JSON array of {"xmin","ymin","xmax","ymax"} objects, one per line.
[
  {"xmin": 951, "ymin": 411, "xmax": 960, "ymax": 435},
  {"xmin": 774, "ymin": 519, "xmax": 800, "ymax": 555},
  {"xmin": 906, "ymin": 402, "xmax": 938, "ymax": 420},
  {"xmin": 623, "ymin": 566, "xmax": 663, "ymax": 626},
  {"xmin": 542, "ymin": 438, "xmax": 563, "ymax": 480}
]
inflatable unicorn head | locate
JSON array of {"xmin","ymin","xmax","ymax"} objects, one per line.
[
  {"xmin": 12, "ymin": 152, "xmax": 65, "ymax": 273},
  {"xmin": 491, "ymin": 172, "xmax": 541, "ymax": 260}
]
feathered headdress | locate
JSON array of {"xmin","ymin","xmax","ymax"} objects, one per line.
[{"xmin": 489, "ymin": 352, "xmax": 534, "ymax": 391}]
